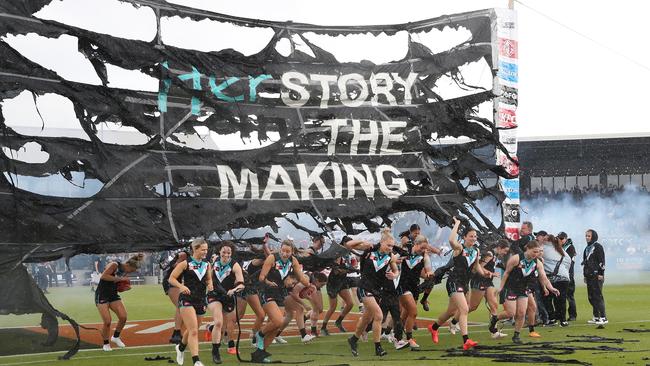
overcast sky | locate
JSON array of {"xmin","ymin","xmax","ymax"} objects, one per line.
[
  {"xmin": 4, "ymin": 0, "xmax": 650, "ymax": 140},
  {"xmin": 169, "ymin": 0, "xmax": 650, "ymax": 139}
]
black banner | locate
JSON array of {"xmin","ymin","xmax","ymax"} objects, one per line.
[{"xmin": 0, "ymin": 1, "xmax": 511, "ymax": 264}]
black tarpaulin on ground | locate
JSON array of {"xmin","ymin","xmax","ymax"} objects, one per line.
[
  {"xmin": 0, "ymin": 265, "xmax": 82, "ymax": 359},
  {"xmin": 0, "ymin": 0, "xmax": 515, "ymax": 358}
]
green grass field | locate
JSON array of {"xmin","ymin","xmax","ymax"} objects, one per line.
[{"xmin": 1, "ymin": 283, "xmax": 649, "ymax": 365}]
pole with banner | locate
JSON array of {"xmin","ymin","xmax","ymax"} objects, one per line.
[{"xmin": 494, "ymin": 8, "xmax": 521, "ymax": 240}]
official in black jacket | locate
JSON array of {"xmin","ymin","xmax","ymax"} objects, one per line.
[{"xmin": 582, "ymin": 229, "xmax": 606, "ymax": 324}]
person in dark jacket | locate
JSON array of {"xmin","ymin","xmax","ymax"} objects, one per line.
[
  {"xmin": 558, "ymin": 232, "xmax": 577, "ymax": 321},
  {"xmin": 582, "ymin": 229, "xmax": 606, "ymax": 325},
  {"xmin": 514, "ymin": 222, "xmax": 534, "ymax": 255}
]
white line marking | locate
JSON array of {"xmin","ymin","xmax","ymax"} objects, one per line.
[
  {"xmin": 1, "ymin": 318, "xmax": 648, "ymax": 363},
  {"xmin": 135, "ymin": 322, "xmax": 174, "ymax": 334}
]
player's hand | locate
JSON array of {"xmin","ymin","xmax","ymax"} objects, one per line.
[
  {"xmin": 266, "ymin": 280, "xmax": 278, "ymax": 287},
  {"xmin": 207, "ymin": 284, "xmax": 214, "ymax": 292},
  {"xmin": 386, "ymin": 271, "xmax": 398, "ymax": 280},
  {"xmin": 229, "ymin": 285, "xmax": 244, "ymax": 296},
  {"xmin": 180, "ymin": 286, "xmax": 191, "ymax": 295}
]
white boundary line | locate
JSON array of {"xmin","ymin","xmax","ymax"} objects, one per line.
[{"xmin": 1, "ymin": 319, "xmax": 648, "ymax": 364}]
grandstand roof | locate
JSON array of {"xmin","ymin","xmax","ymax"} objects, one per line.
[{"xmin": 519, "ymin": 135, "xmax": 650, "ymax": 176}]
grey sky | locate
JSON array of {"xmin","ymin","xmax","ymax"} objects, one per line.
[{"xmin": 3, "ymin": 0, "xmax": 649, "ymax": 140}]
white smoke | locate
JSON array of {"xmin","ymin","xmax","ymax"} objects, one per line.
[{"xmin": 472, "ymin": 185, "xmax": 650, "ymax": 284}]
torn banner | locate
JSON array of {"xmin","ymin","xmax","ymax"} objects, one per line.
[
  {"xmin": 0, "ymin": 0, "xmax": 519, "ymax": 357},
  {"xmin": 0, "ymin": 2, "xmax": 518, "ymax": 266}
]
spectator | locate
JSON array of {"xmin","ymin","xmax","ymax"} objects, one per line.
[
  {"xmin": 36, "ymin": 263, "xmax": 49, "ymax": 293},
  {"xmin": 64, "ymin": 268, "xmax": 73, "ymax": 287},
  {"xmin": 49, "ymin": 262, "xmax": 58, "ymax": 287}
]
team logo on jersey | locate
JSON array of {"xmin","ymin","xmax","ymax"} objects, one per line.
[
  {"xmin": 370, "ymin": 251, "xmax": 390, "ymax": 272},
  {"xmin": 214, "ymin": 260, "xmax": 232, "ymax": 283},
  {"xmin": 406, "ymin": 255, "xmax": 423, "ymax": 269},
  {"xmin": 188, "ymin": 260, "xmax": 208, "ymax": 280},
  {"xmin": 275, "ymin": 259, "xmax": 291, "ymax": 279},
  {"xmin": 463, "ymin": 247, "xmax": 478, "ymax": 266},
  {"xmin": 518, "ymin": 258, "xmax": 536, "ymax": 276}
]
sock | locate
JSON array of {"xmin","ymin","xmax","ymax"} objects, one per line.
[
  {"xmin": 375, "ymin": 342, "xmax": 382, "ymax": 351},
  {"xmin": 299, "ymin": 328, "xmax": 307, "ymax": 338},
  {"xmin": 406, "ymin": 332, "xmax": 413, "ymax": 340},
  {"xmin": 208, "ymin": 324, "xmax": 214, "ymax": 333},
  {"xmin": 103, "ymin": 339, "xmax": 109, "ymax": 345},
  {"xmin": 529, "ymin": 325, "xmax": 535, "ymax": 332},
  {"xmin": 228, "ymin": 340, "xmax": 235, "ymax": 348},
  {"xmin": 385, "ymin": 326, "xmax": 392, "ymax": 335},
  {"xmin": 462, "ymin": 334, "xmax": 469, "ymax": 343},
  {"xmin": 350, "ymin": 335, "xmax": 359, "ymax": 342},
  {"xmin": 321, "ymin": 322, "xmax": 328, "ymax": 329},
  {"xmin": 179, "ymin": 343, "xmax": 187, "ymax": 352},
  {"xmin": 381, "ymin": 327, "xmax": 388, "ymax": 335},
  {"xmin": 421, "ymin": 292, "xmax": 430, "ymax": 302},
  {"xmin": 172, "ymin": 329, "xmax": 181, "ymax": 336},
  {"xmin": 451, "ymin": 318, "xmax": 458, "ymax": 325},
  {"xmin": 336, "ymin": 316, "xmax": 344, "ymax": 323},
  {"xmin": 431, "ymin": 322, "xmax": 440, "ymax": 331},
  {"xmin": 514, "ymin": 331, "xmax": 520, "ymax": 338},
  {"xmin": 257, "ymin": 331, "xmax": 265, "ymax": 339},
  {"xmin": 276, "ymin": 330, "xmax": 282, "ymax": 337},
  {"xmin": 212, "ymin": 343, "xmax": 220, "ymax": 353},
  {"xmin": 191, "ymin": 356, "xmax": 200, "ymax": 363},
  {"xmin": 489, "ymin": 315, "xmax": 498, "ymax": 332},
  {"xmin": 310, "ymin": 326, "xmax": 317, "ymax": 334},
  {"xmin": 113, "ymin": 330, "xmax": 120, "ymax": 338}
]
